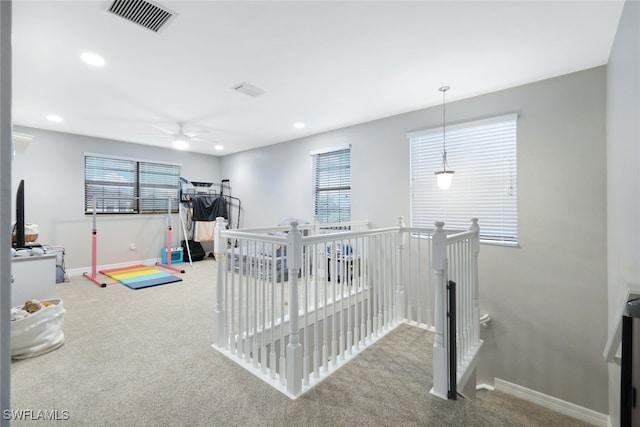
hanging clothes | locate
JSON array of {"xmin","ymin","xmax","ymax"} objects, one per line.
[
  {"xmin": 194, "ymin": 221, "xmax": 216, "ymax": 242},
  {"xmin": 192, "ymin": 196, "xmax": 229, "ymax": 221},
  {"xmin": 191, "ymin": 195, "xmax": 228, "ymax": 242}
]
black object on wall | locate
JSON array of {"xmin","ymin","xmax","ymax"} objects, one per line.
[
  {"xmin": 13, "ymin": 179, "xmax": 25, "ymax": 249},
  {"xmin": 622, "ymin": 298, "xmax": 640, "ymax": 427},
  {"xmin": 448, "ymin": 279, "xmax": 457, "ymax": 400}
]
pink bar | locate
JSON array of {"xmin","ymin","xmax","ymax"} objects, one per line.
[
  {"xmin": 167, "ymin": 226, "xmax": 172, "ymax": 266},
  {"xmin": 83, "ymin": 228, "xmax": 111, "ymax": 287},
  {"xmin": 91, "ymin": 230, "xmax": 97, "ymax": 277},
  {"xmin": 155, "ymin": 225, "xmax": 184, "ymax": 273}
]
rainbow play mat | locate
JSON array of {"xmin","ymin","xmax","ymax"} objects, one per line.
[{"xmin": 100, "ymin": 265, "xmax": 182, "ymax": 289}]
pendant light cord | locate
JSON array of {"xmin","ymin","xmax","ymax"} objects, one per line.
[
  {"xmin": 442, "ymin": 88, "xmax": 446, "ymax": 155},
  {"xmin": 439, "ymin": 86, "xmax": 450, "ymax": 169}
]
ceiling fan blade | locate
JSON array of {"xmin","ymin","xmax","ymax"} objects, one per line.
[
  {"xmin": 137, "ymin": 133, "xmax": 173, "ymax": 138},
  {"xmin": 150, "ymin": 124, "xmax": 177, "ymax": 135},
  {"xmin": 188, "ymin": 127, "xmax": 209, "ymax": 135}
]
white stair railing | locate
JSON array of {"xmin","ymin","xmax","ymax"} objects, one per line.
[
  {"xmin": 430, "ymin": 219, "xmax": 482, "ymax": 399},
  {"xmin": 401, "ymin": 226, "xmax": 436, "ymax": 328},
  {"xmin": 286, "ymin": 221, "xmax": 303, "ymax": 395},
  {"xmin": 212, "ymin": 217, "xmax": 480, "ymax": 400},
  {"xmin": 431, "ymin": 221, "xmax": 450, "ymax": 399}
]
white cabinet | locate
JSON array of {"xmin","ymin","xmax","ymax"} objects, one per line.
[{"xmin": 11, "ymin": 254, "xmax": 56, "ymax": 308}]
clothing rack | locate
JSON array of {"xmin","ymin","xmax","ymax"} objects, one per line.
[
  {"xmin": 179, "ymin": 178, "xmax": 242, "ymax": 262},
  {"xmin": 180, "ymin": 177, "xmax": 242, "ymax": 230}
]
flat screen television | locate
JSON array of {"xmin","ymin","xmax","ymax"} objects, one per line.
[{"xmin": 13, "ymin": 179, "xmax": 25, "ymax": 249}]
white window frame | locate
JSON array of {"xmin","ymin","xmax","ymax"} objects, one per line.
[
  {"xmin": 311, "ymin": 146, "xmax": 352, "ymax": 223},
  {"xmin": 408, "ymin": 114, "xmax": 518, "ymax": 245},
  {"xmin": 84, "ymin": 153, "xmax": 181, "ymax": 214}
]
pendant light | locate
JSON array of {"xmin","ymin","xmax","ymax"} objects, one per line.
[{"xmin": 435, "ymin": 85, "xmax": 454, "ymax": 190}]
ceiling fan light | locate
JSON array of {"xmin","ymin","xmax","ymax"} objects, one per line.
[{"xmin": 173, "ymin": 135, "xmax": 189, "ymax": 150}]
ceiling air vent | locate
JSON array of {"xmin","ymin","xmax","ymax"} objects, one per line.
[
  {"xmin": 107, "ymin": 0, "xmax": 175, "ymax": 33},
  {"xmin": 233, "ymin": 82, "xmax": 266, "ymax": 98}
]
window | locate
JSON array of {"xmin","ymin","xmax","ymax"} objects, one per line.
[
  {"xmin": 84, "ymin": 154, "xmax": 180, "ymax": 214},
  {"xmin": 408, "ymin": 114, "xmax": 518, "ymax": 244},
  {"xmin": 312, "ymin": 147, "xmax": 351, "ymax": 223}
]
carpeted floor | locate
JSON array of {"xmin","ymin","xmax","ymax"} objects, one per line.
[
  {"xmin": 9, "ymin": 258, "xmax": 592, "ymax": 426},
  {"xmin": 475, "ymin": 389, "xmax": 593, "ymax": 427}
]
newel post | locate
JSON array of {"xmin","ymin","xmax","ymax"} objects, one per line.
[
  {"xmin": 213, "ymin": 216, "xmax": 226, "ymax": 348},
  {"xmin": 395, "ymin": 216, "xmax": 406, "ymax": 321},
  {"xmin": 286, "ymin": 221, "xmax": 303, "ymax": 396},
  {"xmin": 431, "ymin": 221, "xmax": 449, "ymax": 399},
  {"xmin": 470, "ymin": 218, "xmax": 480, "ymax": 345}
]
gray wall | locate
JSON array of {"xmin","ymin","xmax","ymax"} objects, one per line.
[
  {"xmin": 11, "ymin": 126, "xmax": 221, "ymax": 269},
  {"xmin": 221, "ymin": 67, "xmax": 609, "ymax": 412},
  {"xmin": 606, "ymin": 1, "xmax": 640, "ymax": 424}
]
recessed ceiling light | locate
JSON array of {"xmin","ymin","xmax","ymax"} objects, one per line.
[
  {"xmin": 215, "ymin": 145, "xmax": 224, "ymax": 151},
  {"xmin": 294, "ymin": 122, "xmax": 305, "ymax": 129},
  {"xmin": 81, "ymin": 52, "xmax": 105, "ymax": 67},
  {"xmin": 46, "ymin": 114, "xmax": 63, "ymax": 123}
]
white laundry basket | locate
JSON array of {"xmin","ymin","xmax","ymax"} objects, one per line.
[{"xmin": 11, "ymin": 299, "xmax": 65, "ymax": 359}]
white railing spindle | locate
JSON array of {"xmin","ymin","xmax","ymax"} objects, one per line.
[
  {"xmin": 214, "ymin": 217, "xmax": 226, "ymax": 348},
  {"xmin": 470, "ymin": 218, "xmax": 480, "ymax": 350}
]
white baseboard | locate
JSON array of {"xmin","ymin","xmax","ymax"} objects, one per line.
[
  {"xmin": 476, "ymin": 383, "xmax": 495, "ymax": 391},
  {"xmin": 66, "ymin": 258, "xmax": 161, "ymax": 277},
  {"xmin": 494, "ymin": 378, "xmax": 609, "ymax": 427}
]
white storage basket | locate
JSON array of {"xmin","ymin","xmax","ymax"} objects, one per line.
[{"xmin": 11, "ymin": 299, "xmax": 65, "ymax": 359}]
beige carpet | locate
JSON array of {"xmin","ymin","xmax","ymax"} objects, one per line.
[
  {"xmin": 475, "ymin": 389, "xmax": 593, "ymax": 427},
  {"xmin": 9, "ymin": 258, "xmax": 590, "ymax": 426}
]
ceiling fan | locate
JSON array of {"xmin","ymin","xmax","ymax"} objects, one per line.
[{"xmin": 151, "ymin": 121, "xmax": 202, "ymax": 150}]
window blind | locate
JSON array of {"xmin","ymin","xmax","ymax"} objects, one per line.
[
  {"xmin": 85, "ymin": 156, "xmax": 138, "ymax": 213},
  {"xmin": 313, "ymin": 147, "xmax": 351, "ymax": 223},
  {"xmin": 409, "ymin": 114, "xmax": 518, "ymax": 244},
  {"xmin": 85, "ymin": 155, "xmax": 180, "ymax": 214},
  {"xmin": 139, "ymin": 162, "xmax": 180, "ymax": 213}
]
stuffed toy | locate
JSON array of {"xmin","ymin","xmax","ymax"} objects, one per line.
[{"xmin": 22, "ymin": 299, "xmax": 42, "ymax": 314}]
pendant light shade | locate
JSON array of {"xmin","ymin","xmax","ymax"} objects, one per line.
[
  {"xmin": 436, "ymin": 169, "xmax": 453, "ymax": 190},
  {"xmin": 435, "ymin": 85, "xmax": 454, "ymax": 190}
]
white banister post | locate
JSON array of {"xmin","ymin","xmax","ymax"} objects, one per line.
[
  {"xmin": 470, "ymin": 218, "xmax": 480, "ymax": 346},
  {"xmin": 313, "ymin": 215, "xmax": 319, "ymax": 236},
  {"xmin": 286, "ymin": 221, "xmax": 303, "ymax": 396},
  {"xmin": 395, "ymin": 216, "xmax": 406, "ymax": 321},
  {"xmin": 213, "ymin": 216, "xmax": 226, "ymax": 348},
  {"xmin": 431, "ymin": 221, "xmax": 449, "ymax": 399}
]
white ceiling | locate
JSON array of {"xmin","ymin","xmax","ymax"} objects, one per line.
[{"xmin": 12, "ymin": 0, "xmax": 625, "ymax": 156}]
